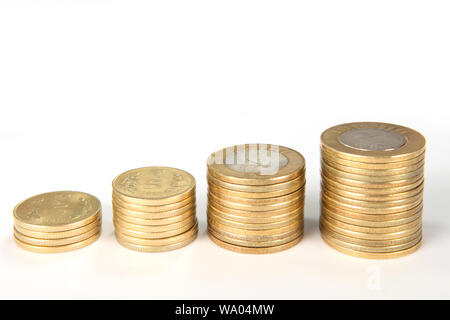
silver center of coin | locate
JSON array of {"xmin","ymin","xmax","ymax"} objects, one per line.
[
  {"xmin": 338, "ymin": 128, "xmax": 406, "ymax": 151},
  {"xmin": 225, "ymin": 148, "xmax": 288, "ymax": 175}
]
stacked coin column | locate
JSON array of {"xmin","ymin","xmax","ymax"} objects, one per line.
[
  {"xmin": 207, "ymin": 144, "xmax": 306, "ymax": 254},
  {"xmin": 320, "ymin": 122, "xmax": 426, "ymax": 259},
  {"xmin": 112, "ymin": 167, "xmax": 198, "ymax": 252},
  {"xmin": 13, "ymin": 191, "xmax": 102, "ymax": 253}
]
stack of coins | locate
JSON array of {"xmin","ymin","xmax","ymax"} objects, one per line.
[
  {"xmin": 207, "ymin": 144, "xmax": 306, "ymax": 254},
  {"xmin": 112, "ymin": 166, "xmax": 198, "ymax": 252},
  {"xmin": 320, "ymin": 122, "xmax": 426, "ymax": 259},
  {"xmin": 13, "ymin": 191, "xmax": 102, "ymax": 253}
]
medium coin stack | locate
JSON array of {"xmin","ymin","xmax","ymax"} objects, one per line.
[
  {"xmin": 207, "ymin": 144, "xmax": 306, "ymax": 254},
  {"xmin": 320, "ymin": 122, "xmax": 426, "ymax": 259},
  {"xmin": 112, "ymin": 166, "xmax": 198, "ymax": 252},
  {"xmin": 13, "ymin": 191, "xmax": 102, "ymax": 253}
]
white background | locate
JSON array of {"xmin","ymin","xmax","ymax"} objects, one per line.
[{"xmin": 0, "ymin": 1, "xmax": 449, "ymax": 299}]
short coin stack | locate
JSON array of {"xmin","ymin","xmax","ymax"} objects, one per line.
[
  {"xmin": 320, "ymin": 122, "xmax": 426, "ymax": 259},
  {"xmin": 112, "ymin": 166, "xmax": 198, "ymax": 252},
  {"xmin": 207, "ymin": 144, "xmax": 306, "ymax": 254},
  {"xmin": 13, "ymin": 191, "xmax": 102, "ymax": 253}
]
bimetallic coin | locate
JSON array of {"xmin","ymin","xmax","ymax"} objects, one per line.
[
  {"xmin": 320, "ymin": 218, "xmax": 421, "ymax": 241},
  {"xmin": 321, "ymin": 231, "xmax": 422, "ymax": 253},
  {"xmin": 321, "ymin": 150, "xmax": 425, "ymax": 170},
  {"xmin": 112, "ymin": 167, "xmax": 196, "ymax": 205},
  {"xmin": 321, "ymin": 157, "xmax": 425, "ymax": 176},
  {"xmin": 320, "ymin": 225, "xmax": 422, "ymax": 247},
  {"xmin": 321, "ymin": 180, "xmax": 424, "ymax": 201},
  {"xmin": 208, "ymin": 192, "xmax": 303, "ymax": 212},
  {"xmin": 322, "ymin": 188, "xmax": 423, "ymax": 209},
  {"xmin": 321, "ymin": 172, "xmax": 424, "ymax": 195},
  {"xmin": 14, "ymin": 225, "xmax": 100, "ymax": 247},
  {"xmin": 207, "ymin": 144, "xmax": 305, "ymax": 186},
  {"xmin": 14, "ymin": 217, "xmax": 101, "ymax": 239},
  {"xmin": 321, "ymin": 163, "xmax": 424, "ymax": 183},
  {"xmin": 208, "ymin": 227, "xmax": 301, "ymax": 248},
  {"xmin": 208, "ymin": 204, "xmax": 303, "ymax": 224},
  {"xmin": 321, "ymin": 205, "xmax": 422, "ymax": 227},
  {"xmin": 209, "ymin": 187, "xmax": 304, "ymax": 206},
  {"xmin": 13, "ymin": 191, "xmax": 101, "ymax": 232},
  {"xmin": 14, "ymin": 231, "xmax": 101, "ymax": 253},
  {"xmin": 207, "ymin": 179, "xmax": 304, "ymax": 199},
  {"xmin": 208, "ymin": 233, "xmax": 302, "ymax": 254},
  {"xmin": 321, "ymin": 214, "xmax": 422, "ymax": 234},
  {"xmin": 207, "ymin": 173, "xmax": 305, "ymax": 194},
  {"xmin": 321, "ymin": 122, "xmax": 426, "ymax": 163},
  {"xmin": 321, "ymin": 201, "xmax": 423, "ymax": 221},
  {"xmin": 321, "ymin": 193, "xmax": 422, "ymax": 214},
  {"xmin": 321, "ymin": 234, "xmax": 422, "ymax": 259}
]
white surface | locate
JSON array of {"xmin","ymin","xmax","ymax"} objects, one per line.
[{"xmin": 1, "ymin": 1, "xmax": 449, "ymax": 299}]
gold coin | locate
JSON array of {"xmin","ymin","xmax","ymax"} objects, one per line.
[
  {"xmin": 321, "ymin": 201, "xmax": 423, "ymax": 221},
  {"xmin": 321, "ymin": 157, "xmax": 425, "ymax": 176},
  {"xmin": 208, "ymin": 232, "xmax": 302, "ymax": 254},
  {"xmin": 320, "ymin": 225, "xmax": 422, "ymax": 247},
  {"xmin": 208, "ymin": 227, "xmax": 301, "ymax": 247},
  {"xmin": 208, "ymin": 199, "xmax": 303, "ymax": 218},
  {"xmin": 319, "ymin": 218, "xmax": 421, "ymax": 240},
  {"xmin": 322, "ymin": 188, "xmax": 423, "ymax": 209},
  {"xmin": 112, "ymin": 201, "xmax": 195, "ymax": 219},
  {"xmin": 321, "ymin": 122, "xmax": 426, "ymax": 163},
  {"xmin": 321, "ymin": 230, "xmax": 422, "ymax": 253},
  {"xmin": 14, "ymin": 231, "xmax": 101, "ymax": 253},
  {"xmin": 114, "ymin": 207, "xmax": 195, "ymax": 226},
  {"xmin": 207, "ymin": 179, "xmax": 305, "ymax": 199},
  {"xmin": 208, "ymin": 216, "xmax": 302, "ymax": 236},
  {"xmin": 208, "ymin": 204, "xmax": 303, "ymax": 224},
  {"xmin": 114, "ymin": 214, "xmax": 196, "ymax": 232},
  {"xmin": 207, "ymin": 144, "xmax": 305, "ymax": 186},
  {"xmin": 14, "ymin": 217, "xmax": 101, "ymax": 239},
  {"xmin": 14, "ymin": 225, "xmax": 101, "ymax": 247},
  {"xmin": 207, "ymin": 173, "xmax": 305, "ymax": 194},
  {"xmin": 321, "ymin": 233, "xmax": 422, "ymax": 259},
  {"xmin": 13, "ymin": 191, "xmax": 101, "ymax": 232},
  {"xmin": 116, "ymin": 231, "xmax": 197, "ymax": 252},
  {"xmin": 321, "ymin": 180, "xmax": 424, "ymax": 201},
  {"xmin": 115, "ymin": 223, "xmax": 198, "ymax": 246},
  {"xmin": 208, "ymin": 192, "xmax": 302, "ymax": 212},
  {"xmin": 322, "ymin": 192, "xmax": 422, "ymax": 214},
  {"xmin": 209, "ymin": 187, "xmax": 304, "ymax": 206},
  {"xmin": 112, "ymin": 194, "xmax": 195, "ymax": 213},
  {"xmin": 321, "ymin": 163, "xmax": 424, "ymax": 184},
  {"xmin": 321, "ymin": 205, "xmax": 422, "ymax": 227},
  {"xmin": 321, "ymin": 150, "xmax": 425, "ymax": 170},
  {"xmin": 321, "ymin": 214, "xmax": 422, "ymax": 234},
  {"xmin": 208, "ymin": 222, "xmax": 302, "ymax": 243},
  {"xmin": 112, "ymin": 167, "xmax": 196, "ymax": 205},
  {"xmin": 114, "ymin": 220, "xmax": 195, "ymax": 239},
  {"xmin": 321, "ymin": 172, "xmax": 424, "ymax": 195}
]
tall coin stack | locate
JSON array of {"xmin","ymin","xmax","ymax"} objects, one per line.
[
  {"xmin": 13, "ymin": 191, "xmax": 102, "ymax": 253},
  {"xmin": 112, "ymin": 167, "xmax": 198, "ymax": 252},
  {"xmin": 207, "ymin": 144, "xmax": 306, "ymax": 254},
  {"xmin": 320, "ymin": 122, "xmax": 426, "ymax": 259}
]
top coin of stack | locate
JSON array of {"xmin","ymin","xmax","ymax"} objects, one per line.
[
  {"xmin": 320, "ymin": 122, "xmax": 426, "ymax": 259},
  {"xmin": 207, "ymin": 144, "xmax": 306, "ymax": 254},
  {"xmin": 13, "ymin": 191, "xmax": 102, "ymax": 253},
  {"xmin": 112, "ymin": 166, "xmax": 198, "ymax": 252}
]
